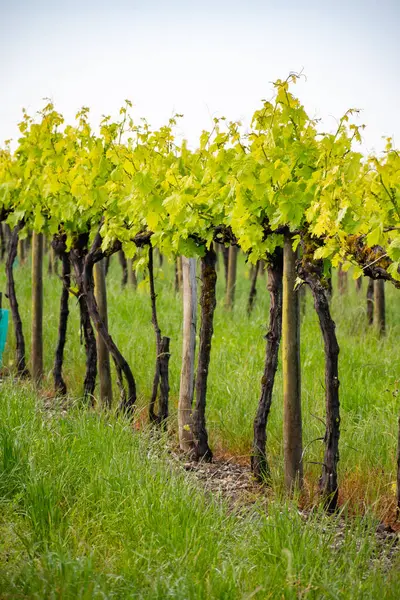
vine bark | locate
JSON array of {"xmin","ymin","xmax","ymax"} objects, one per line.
[
  {"xmin": 252, "ymin": 249, "xmax": 283, "ymax": 481},
  {"xmin": 192, "ymin": 245, "xmax": 217, "ymax": 461},
  {"xmin": 6, "ymin": 221, "xmax": 29, "ymax": 377}
]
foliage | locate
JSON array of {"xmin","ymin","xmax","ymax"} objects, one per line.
[{"xmin": 1, "ymin": 76, "xmax": 399, "ymax": 277}]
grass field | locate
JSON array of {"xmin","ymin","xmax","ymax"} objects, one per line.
[{"xmin": 1, "ymin": 251, "xmax": 399, "ymax": 515}]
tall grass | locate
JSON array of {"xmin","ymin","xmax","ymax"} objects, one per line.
[
  {"xmin": 1, "ymin": 384, "xmax": 400, "ymax": 598},
  {"xmin": 0, "ymin": 252, "xmax": 399, "ymax": 514}
]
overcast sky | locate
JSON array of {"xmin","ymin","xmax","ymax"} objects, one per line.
[{"xmin": 1, "ymin": 0, "xmax": 399, "ymax": 153}]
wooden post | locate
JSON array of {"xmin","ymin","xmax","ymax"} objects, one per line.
[
  {"xmin": 94, "ymin": 259, "xmax": 113, "ymax": 408},
  {"xmin": 282, "ymin": 235, "xmax": 303, "ymax": 492},
  {"xmin": 178, "ymin": 257, "xmax": 197, "ymax": 452},
  {"xmin": 31, "ymin": 232, "xmax": 44, "ymax": 383},
  {"xmin": 225, "ymin": 245, "xmax": 238, "ymax": 310},
  {"xmin": 18, "ymin": 238, "xmax": 26, "ymax": 265},
  {"xmin": 338, "ymin": 264, "xmax": 348, "ymax": 295},
  {"xmin": 48, "ymin": 244, "xmax": 57, "ymax": 275}
]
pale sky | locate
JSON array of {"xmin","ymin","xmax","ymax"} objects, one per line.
[{"xmin": 1, "ymin": 0, "xmax": 399, "ymax": 154}]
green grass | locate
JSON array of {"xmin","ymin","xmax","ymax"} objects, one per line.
[
  {"xmin": 1, "ymin": 383, "xmax": 400, "ymax": 599},
  {"xmin": 0, "ymin": 251, "xmax": 399, "ymax": 517}
]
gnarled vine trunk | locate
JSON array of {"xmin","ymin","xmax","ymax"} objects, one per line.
[
  {"xmin": 366, "ymin": 278, "xmax": 374, "ymax": 325},
  {"xmin": 70, "ymin": 244, "xmax": 97, "ymax": 401},
  {"xmin": 94, "ymin": 259, "xmax": 113, "ymax": 408},
  {"xmin": 158, "ymin": 336, "xmax": 170, "ymax": 426},
  {"xmin": 251, "ymin": 249, "xmax": 283, "ymax": 481},
  {"xmin": 192, "ymin": 244, "xmax": 217, "ymax": 461},
  {"xmin": 299, "ymin": 257, "xmax": 340, "ymax": 512},
  {"xmin": 178, "ymin": 257, "xmax": 197, "ymax": 452},
  {"xmin": 373, "ymin": 279, "xmax": 385, "ymax": 336},
  {"xmin": 6, "ymin": 221, "xmax": 29, "ymax": 377},
  {"xmin": 148, "ymin": 243, "xmax": 170, "ymax": 426},
  {"xmin": 53, "ymin": 250, "xmax": 70, "ymax": 395},
  {"xmin": 82, "ymin": 234, "xmax": 136, "ymax": 414}
]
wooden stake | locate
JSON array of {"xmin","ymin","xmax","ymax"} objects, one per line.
[
  {"xmin": 282, "ymin": 235, "xmax": 303, "ymax": 492},
  {"xmin": 225, "ymin": 245, "xmax": 238, "ymax": 310}
]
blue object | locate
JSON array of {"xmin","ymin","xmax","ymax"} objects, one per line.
[{"xmin": 0, "ymin": 309, "xmax": 9, "ymax": 368}]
